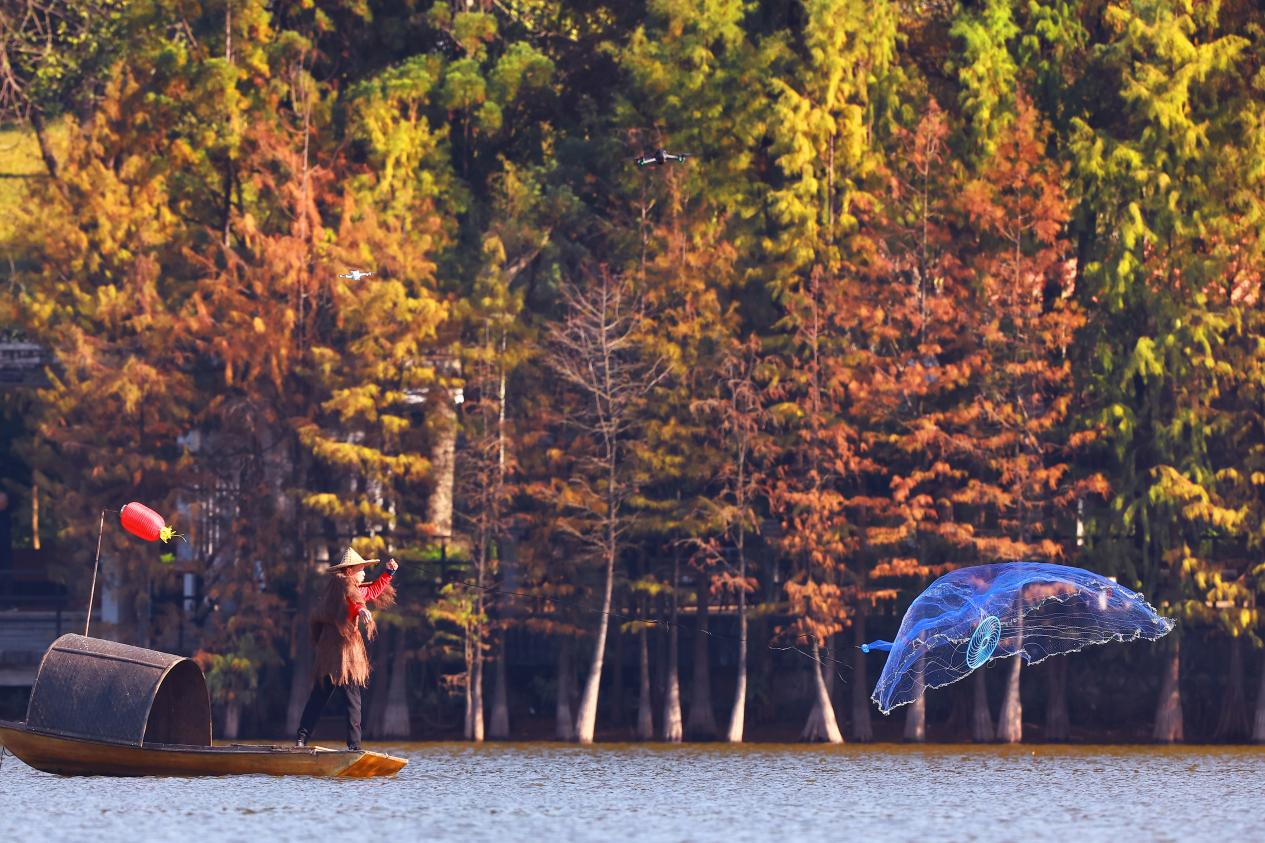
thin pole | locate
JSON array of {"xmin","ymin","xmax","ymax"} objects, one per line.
[{"xmin": 85, "ymin": 509, "xmax": 106, "ymax": 637}]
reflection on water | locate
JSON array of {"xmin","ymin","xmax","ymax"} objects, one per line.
[{"xmin": 2, "ymin": 742, "xmax": 1262, "ymax": 842}]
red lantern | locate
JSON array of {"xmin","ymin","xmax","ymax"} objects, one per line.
[{"xmin": 120, "ymin": 502, "xmax": 178, "ymax": 543}]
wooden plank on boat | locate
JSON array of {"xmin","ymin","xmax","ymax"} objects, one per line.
[{"xmin": 0, "ymin": 721, "xmax": 406, "ymax": 778}]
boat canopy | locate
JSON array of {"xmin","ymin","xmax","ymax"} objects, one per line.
[{"xmin": 26, "ymin": 634, "xmax": 211, "ymax": 747}]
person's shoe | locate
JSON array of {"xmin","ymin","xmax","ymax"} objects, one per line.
[
  {"xmin": 348, "ymin": 743, "xmax": 362, "ymax": 752},
  {"xmin": 295, "ymin": 730, "xmax": 308, "ymax": 748}
]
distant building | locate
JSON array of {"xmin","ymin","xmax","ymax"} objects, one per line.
[{"xmin": 0, "ymin": 342, "xmax": 50, "ymax": 389}]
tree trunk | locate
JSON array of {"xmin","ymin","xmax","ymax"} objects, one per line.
[
  {"xmin": 223, "ymin": 700, "xmax": 241, "ymax": 740},
  {"xmin": 573, "ymin": 538, "xmax": 616, "ymax": 744},
  {"xmin": 466, "ymin": 530, "xmax": 488, "ymax": 742},
  {"xmin": 286, "ymin": 656, "xmax": 314, "ymax": 737},
  {"xmin": 686, "ymin": 582, "xmax": 718, "ymax": 739},
  {"xmin": 655, "ymin": 593, "xmax": 667, "ymax": 701},
  {"xmin": 463, "ymin": 632, "xmax": 474, "ymax": 740},
  {"xmin": 30, "ymin": 110, "xmax": 60, "ymax": 180},
  {"xmin": 136, "ymin": 580, "xmax": 153, "ymax": 649},
  {"xmin": 427, "ymin": 398, "xmax": 458, "ymax": 538},
  {"xmin": 366, "ymin": 626, "xmax": 393, "ymax": 738},
  {"xmin": 801, "ymin": 640, "xmax": 843, "ymax": 743},
  {"xmin": 997, "ymin": 610, "xmax": 1024, "ymax": 743},
  {"xmin": 972, "ymin": 666, "xmax": 994, "ymax": 742},
  {"xmin": 662, "ymin": 558, "xmax": 683, "ymax": 742},
  {"xmin": 850, "ymin": 614, "xmax": 872, "ymax": 742},
  {"xmin": 638, "ymin": 623, "xmax": 655, "ymax": 740},
  {"xmin": 726, "ymin": 567, "xmax": 749, "ymax": 743},
  {"xmin": 31, "ymin": 476, "xmax": 40, "ymax": 550},
  {"xmin": 1153, "ymin": 633, "xmax": 1183, "ymax": 743},
  {"xmin": 801, "ymin": 636, "xmax": 839, "ymax": 741},
  {"xmin": 490, "ymin": 530, "xmax": 514, "ymax": 740},
  {"xmin": 943, "ymin": 672, "xmax": 968, "ymax": 736},
  {"xmin": 490, "ymin": 638, "xmax": 510, "ymax": 739},
  {"xmin": 555, "ymin": 639, "xmax": 576, "ymax": 741},
  {"xmin": 995, "ymin": 656, "xmax": 1022, "ymax": 743},
  {"xmin": 382, "ymin": 629, "xmax": 411, "ymax": 738},
  {"xmin": 468, "ymin": 627, "xmax": 485, "ymax": 742},
  {"xmin": 285, "ymin": 582, "xmax": 316, "ymax": 735},
  {"xmin": 1253, "ymin": 649, "xmax": 1265, "ymax": 744},
  {"xmin": 611, "ymin": 611, "xmax": 625, "ymax": 727},
  {"xmin": 1214, "ymin": 635, "xmax": 1249, "ymax": 741},
  {"xmin": 1044, "ymin": 657, "xmax": 1070, "ymax": 742},
  {"xmin": 828, "ymin": 632, "xmax": 842, "ymax": 714},
  {"xmin": 904, "ymin": 651, "xmax": 926, "ymax": 742},
  {"xmin": 903, "ymin": 694, "xmax": 926, "ymax": 742},
  {"xmin": 800, "ymin": 693, "xmax": 826, "ymax": 741}
]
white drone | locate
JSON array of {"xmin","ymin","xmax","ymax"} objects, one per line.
[{"xmin": 339, "ymin": 269, "xmax": 375, "ymax": 281}]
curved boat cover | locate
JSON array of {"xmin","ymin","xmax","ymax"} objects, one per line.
[{"xmin": 26, "ymin": 634, "xmax": 211, "ymax": 747}]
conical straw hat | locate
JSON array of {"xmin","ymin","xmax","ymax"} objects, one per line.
[{"xmin": 327, "ymin": 546, "xmax": 380, "ymax": 573}]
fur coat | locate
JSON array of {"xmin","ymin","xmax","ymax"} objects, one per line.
[{"xmin": 311, "ymin": 572, "xmax": 396, "ymax": 687}]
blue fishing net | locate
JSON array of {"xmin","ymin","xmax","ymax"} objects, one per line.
[{"xmin": 862, "ymin": 562, "xmax": 1174, "ymax": 714}]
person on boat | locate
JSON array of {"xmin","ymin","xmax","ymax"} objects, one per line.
[{"xmin": 295, "ymin": 546, "xmax": 398, "ymax": 750}]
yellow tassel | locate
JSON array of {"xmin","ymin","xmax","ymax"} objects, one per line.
[{"xmin": 159, "ymin": 525, "xmax": 184, "ymax": 543}]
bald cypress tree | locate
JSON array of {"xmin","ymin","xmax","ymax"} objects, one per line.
[{"xmin": 1066, "ymin": 0, "xmax": 1251, "ymax": 743}]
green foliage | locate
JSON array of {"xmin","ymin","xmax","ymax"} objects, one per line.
[
  {"xmin": 950, "ymin": 0, "xmax": 1019, "ymax": 155},
  {"xmin": 764, "ymin": 0, "xmax": 897, "ymax": 281},
  {"xmin": 0, "ymin": 118, "xmax": 68, "ymax": 242}
]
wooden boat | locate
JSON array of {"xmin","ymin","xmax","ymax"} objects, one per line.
[
  {"xmin": 0, "ymin": 634, "xmax": 406, "ymax": 778},
  {"xmin": 0, "ymin": 721, "xmax": 407, "ymax": 777}
]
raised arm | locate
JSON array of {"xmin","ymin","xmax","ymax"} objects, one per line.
[
  {"xmin": 359, "ymin": 558, "xmax": 400, "ymax": 603},
  {"xmin": 360, "ymin": 570, "xmax": 395, "ymax": 602}
]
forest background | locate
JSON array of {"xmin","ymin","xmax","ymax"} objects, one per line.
[{"xmin": 2, "ymin": 0, "xmax": 1265, "ymax": 746}]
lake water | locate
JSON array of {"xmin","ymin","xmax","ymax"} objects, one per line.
[{"xmin": 1, "ymin": 742, "xmax": 1261, "ymax": 842}]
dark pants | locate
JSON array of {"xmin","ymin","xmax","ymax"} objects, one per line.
[{"xmin": 297, "ymin": 676, "xmax": 363, "ymax": 749}]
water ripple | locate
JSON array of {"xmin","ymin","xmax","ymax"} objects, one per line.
[{"xmin": 1, "ymin": 742, "xmax": 1262, "ymax": 842}]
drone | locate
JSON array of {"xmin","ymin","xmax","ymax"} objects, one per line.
[
  {"xmin": 339, "ymin": 269, "xmax": 375, "ymax": 281},
  {"xmin": 633, "ymin": 148, "xmax": 693, "ymax": 167}
]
